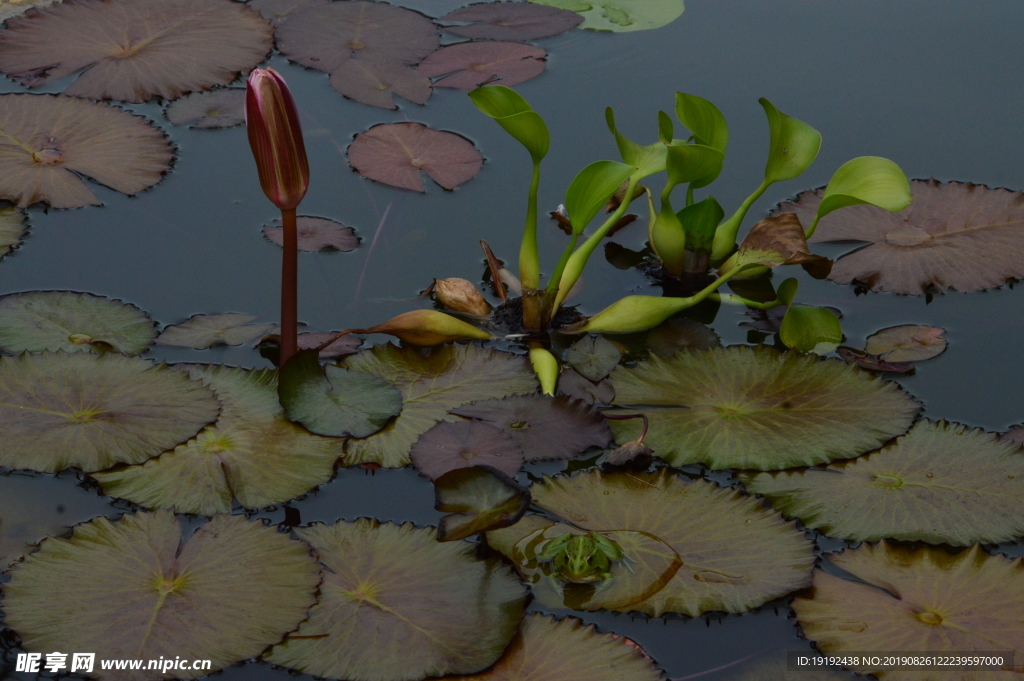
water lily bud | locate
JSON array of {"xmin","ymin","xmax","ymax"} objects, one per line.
[
  {"xmin": 578, "ymin": 296, "xmax": 691, "ymax": 335},
  {"xmin": 433, "ymin": 278, "xmax": 492, "ymax": 318},
  {"xmin": 528, "ymin": 345, "xmax": 559, "ymax": 395},
  {"xmin": 358, "ymin": 310, "xmax": 491, "ymax": 346},
  {"xmin": 246, "ymin": 68, "xmax": 309, "ymax": 211}
]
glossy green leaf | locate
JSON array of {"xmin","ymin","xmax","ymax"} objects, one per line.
[
  {"xmin": 565, "ymin": 160, "xmax": 635, "ymax": 234},
  {"xmin": 675, "ymin": 92, "xmax": 728, "ymax": 153},
  {"xmin": 278, "ymin": 349, "xmax": 402, "ymax": 438},
  {"xmin": 760, "ymin": 98, "xmax": 821, "ymax": 183},
  {"xmin": 676, "ymin": 195, "xmax": 723, "ymax": 253},
  {"xmin": 609, "ymin": 346, "xmax": 921, "ymax": 470},
  {"xmin": 811, "ymin": 156, "xmax": 912, "ymax": 235},
  {"xmin": 3, "ymin": 511, "xmax": 320, "ymax": 679},
  {"xmin": 741, "ymin": 419, "xmax": 1024, "ymax": 545},
  {"xmin": 605, "ymin": 107, "xmax": 664, "ymax": 177},
  {"xmin": 529, "ymin": 0, "xmax": 684, "ymax": 33},
  {"xmin": 776, "ymin": 277, "xmax": 799, "ymax": 305},
  {"xmin": 265, "ymin": 519, "xmax": 528, "ymax": 681},
  {"xmin": 780, "ymin": 305, "xmax": 842, "ymax": 355},
  {"xmin": 650, "ymin": 201, "xmax": 687, "ymax": 277},
  {"xmin": 469, "ymin": 85, "xmax": 550, "ymax": 163},
  {"xmin": 664, "ymin": 142, "xmax": 723, "ymax": 189},
  {"xmin": 578, "ymin": 295, "xmax": 692, "ymax": 334},
  {"xmin": 434, "ymin": 465, "xmax": 530, "ymax": 542},
  {"xmin": 657, "ymin": 110, "xmax": 673, "ymax": 145}
]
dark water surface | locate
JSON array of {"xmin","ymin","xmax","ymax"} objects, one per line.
[{"xmin": 3, "ymin": 0, "xmax": 1024, "ymax": 679}]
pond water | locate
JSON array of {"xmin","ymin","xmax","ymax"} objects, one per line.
[{"xmin": 2, "ymin": 0, "xmax": 1023, "ymax": 680}]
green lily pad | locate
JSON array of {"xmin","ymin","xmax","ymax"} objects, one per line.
[
  {"xmin": 0, "ymin": 290, "xmax": 156, "ymax": 355},
  {"xmin": 340, "ymin": 343, "xmax": 538, "ymax": 468},
  {"xmin": 279, "ymin": 349, "xmax": 402, "ymax": 438},
  {"xmin": 265, "ymin": 518, "xmax": 528, "ymax": 681},
  {"xmin": 609, "ymin": 346, "xmax": 921, "ymax": 470},
  {"xmin": 529, "ymin": 0, "xmax": 684, "ymax": 32},
  {"xmin": 864, "ymin": 324, "xmax": 947, "ymax": 362},
  {"xmin": 156, "ymin": 313, "xmax": 277, "ymax": 349},
  {"xmin": 0, "ymin": 352, "xmax": 219, "ymax": 473},
  {"xmin": 793, "ymin": 542, "xmax": 1024, "ymax": 680},
  {"xmin": 0, "ymin": 202, "xmax": 27, "ymax": 259},
  {"xmin": 92, "ymin": 365, "xmax": 343, "ymax": 516},
  {"xmin": 411, "ymin": 420, "xmax": 524, "ymax": 480},
  {"xmin": 434, "ymin": 465, "xmax": 530, "ymax": 542},
  {"xmin": 457, "ymin": 613, "xmax": 663, "ymax": 681},
  {"xmin": 451, "ymin": 395, "xmax": 612, "ymax": 462},
  {"xmin": 566, "ymin": 334, "xmax": 622, "ymax": 382},
  {"xmin": 516, "ymin": 469, "xmax": 814, "ymax": 616},
  {"xmin": 3, "ymin": 510, "xmax": 321, "ymax": 679},
  {"xmin": 741, "ymin": 420, "xmax": 1024, "ymax": 545}
]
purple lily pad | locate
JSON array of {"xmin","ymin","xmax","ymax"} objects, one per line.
[
  {"xmin": 248, "ymin": 0, "xmax": 329, "ymax": 25},
  {"xmin": 451, "ymin": 395, "xmax": 612, "ymax": 461},
  {"xmin": 418, "ymin": 41, "xmax": 546, "ymax": 90},
  {"xmin": 410, "ymin": 420, "xmax": 524, "ymax": 481},
  {"xmin": 557, "ymin": 368, "xmax": 615, "ymax": 406},
  {"xmin": 438, "ymin": 3, "xmax": 583, "ymax": 41},
  {"xmin": 999, "ymin": 425, "xmax": 1024, "ymax": 447},
  {"xmin": 297, "ymin": 332, "xmax": 362, "ymax": 359},
  {"xmin": 348, "ymin": 122, "xmax": 483, "ymax": 192},
  {"xmin": 165, "ymin": 88, "xmax": 246, "ymax": 129},
  {"xmin": 263, "ymin": 216, "xmax": 359, "ymax": 252},
  {"xmin": 329, "ymin": 59, "xmax": 432, "ymax": 110},
  {"xmin": 836, "ymin": 346, "xmax": 914, "ymax": 374}
]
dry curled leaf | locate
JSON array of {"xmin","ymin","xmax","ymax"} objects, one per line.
[{"xmin": 348, "ymin": 122, "xmax": 483, "ymax": 192}]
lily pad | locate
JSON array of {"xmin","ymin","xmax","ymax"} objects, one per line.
[
  {"xmin": 410, "ymin": 420, "xmax": 524, "ymax": 480},
  {"xmin": 340, "ymin": 343, "xmax": 538, "ymax": 468},
  {"xmin": 836, "ymin": 346, "xmax": 914, "ymax": 374},
  {"xmin": 566, "ymin": 334, "xmax": 622, "ymax": 382},
  {"xmin": 265, "ymin": 518, "xmax": 528, "ymax": 681},
  {"xmin": 248, "ymin": 0, "xmax": 328, "ymax": 25},
  {"xmin": 438, "ymin": 3, "xmax": 583, "ymax": 40},
  {"xmin": 0, "ymin": 352, "xmax": 219, "ymax": 473},
  {"xmin": 782, "ymin": 180, "xmax": 1024, "ymax": 294},
  {"xmin": 1002, "ymin": 425, "xmax": 1024, "ymax": 446},
  {"xmin": 349, "ymin": 122, "xmax": 483, "ymax": 192},
  {"xmin": 0, "ymin": 202, "xmax": 27, "ymax": 258},
  {"xmin": 0, "ymin": 0, "xmax": 273, "ymax": 103},
  {"xmin": 742, "ymin": 420, "xmax": 1024, "ymax": 545},
  {"xmin": 297, "ymin": 331, "xmax": 362, "ymax": 358},
  {"xmin": 156, "ymin": 313, "xmax": 276, "ymax": 349},
  {"xmin": 557, "ymin": 367, "xmax": 615, "ymax": 405},
  {"xmin": 279, "ymin": 349, "xmax": 402, "ymax": 438},
  {"xmin": 0, "ymin": 0, "xmax": 59, "ymax": 22},
  {"xmin": 451, "ymin": 394, "xmax": 612, "ymax": 461},
  {"xmin": 3, "ymin": 510, "xmax": 320, "ymax": 679},
  {"xmin": 418, "ymin": 41, "xmax": 547, "ymax": 90},
  {"xmin": 329, "ymin": 59, "xmax": 432, "ymax": 109},
  {"xmin": 456, "ymin": 613, "xmax": 663, "ymax": 681},
  {"xmin": 434, "ymin": 465, "xmax": 530, "ymax": 541},
  {"xmin": 864, "ymin": 324, "xmax": 947, "ymax": 362},
  {"xmin": 276, "ymin": 1, "xmax": 438, "ymax": 72},
  {"xmin": 522, "ymin": 470, "xmax": 815, "ymax": 616},
  {"xmin": 92, "ymin": 365, "xmax": 344, "ymax": 516},
  {"xmin": 0, "ymin": 94, "xmax": 174, "ymax": 208},
  {"xmin": 263, "ymin": 215, "xmax": 359, "ymax": 252},
  {"xmin": 529, "ymin": 0, "xmax": 685, "ymax": 32},
  {"xmin": 646, "ymin": 317, "xmax": 722, "ymax": 358},
  {"xmin": 165, "ymin": 88, "xmax": 246, "ymax": 129},
  {"xmin": 609, "ymin": 346, "xmax": 921, "ymax": 470},
  {"xmin": 792, "ymin": 542, "xmax": 1024, "ymax": 680},
  {"xmin": 0, "ymin": 291, "xmax": 156, "ymax": 355}
]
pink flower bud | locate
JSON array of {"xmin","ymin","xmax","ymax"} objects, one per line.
[{"xmin": 246, "ymin": 68, "xmax": 309, "ymax": 211}]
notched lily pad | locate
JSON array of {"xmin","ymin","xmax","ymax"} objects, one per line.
[
  {"xmin": 565, "ymin": 334, "xmax": 621, "ymax": 382},
  {"xmin": 0, "ymin": 203, "xmax": 28, "ymax": 259},
  {"xmin": 864, "ymin": 324, "xmax": 946, "ymax": 362},
  {"xmin": 785, "ymin": 179, "xmax": 1024, "ymax": 294},
  {"xmin": 248, "ymin": 0, "xmax": 328, "ymax": 25},
  {"xmin": 411, "ymin": 420, "xmax": 524, "ymax": 480},
  {"xmin": 741, "ymin": 419, "xmax": 1024, "ymax": 545},
  {"xmin": 264, "ymin": 518, "xmax": 528, "ymax": 681},
  {"xmin": 297, "ymin": 331, "xmax": 362, "ymax": 358},
  {"xmin": 438, "ymin": 3, "xmax": 583, "ymax": 41},
  {"xmin": 330, "ymin": 59, "xmax": 432, "ymax": 110},
  {"xmin": 837, "ymin": 346, "xmax": 914, "ymax": 374},
  {"xmin": 793, "ymin": 542, "xmax": 1024, "ymax": 680},
  {"xmin": 1002, "ymin": 425, "xmax": 1024, "ymax": 447},
  {"xmin": 156, "ymin": 313, "xmax": 276, "ymax": 349},
  {"xmin": 0, "ymin": 94, "xmax": 174, "ymax": 208},
  {"xmin": 0, "ymin": 290, "xmax": 156, "ymax": 355},
  {"xmin": 451, "ymin": 394, "xmax": 612, "ymax": 461},
  {"xmin": 434, "ymin": 465, "xmax": 530, "ymax": 541},
  {"xmin": 529, "ymin": 0, "xmax": 685, "ymax": 33},
  {"xmin": 348, "ymin": 122, "xmax": 483, "ymax": 192},
  {"xmin": 557, "ymin": 367, "xmax": 615, "ymax": 405},
  {"xmin": 646, "ymin": 317, "xmax": 722, "ymax": 358},
  {"xmin": 2, "ymin": 510, "xmax": 321, "ymax": 680},
  {"xmin": 279, "ymin": 349, "xmax": 402, "ymax": 438},
  {"xmin": 0, "ymin": 0, "xmax": 274, "ymax": 103},
  {"xmin": 418, "ymin": 41, "xmax": 547, "ymax": 90},
  {"xmin": 263, "ymin": 216, "xmax": 359, "ymax": 252},
  {"xmin": 165, "ymin": 88, "xmax": 246, "ymax": 129},
  {"xmin": 0, "ymin": 352, "xmax": 220, "ymax": 473},
  {"xmin": 610, "ymin": 346, "xmax": 921, "ymax": 470}
]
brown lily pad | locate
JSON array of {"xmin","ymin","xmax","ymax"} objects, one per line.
[
  {"xmin": 0, "ymin": 94, "xmax": 174, "ymax": 209},
  {"xmin": 0, "ymin": 0, "xmax": 273, "ymax": 103},
  {"xmin": 329, "ymin": 58, "xmax": 432, "ymax": 109},
  {"xmin": 837, "ymin": 347, "xmax": 914, "ymax": 374},
  {"xmin": 782, "ymin": 179, "xmax": 1024, "ymax": 294},
  {"xmin": 438, "ymin": 3, "xmax": 583, "ymax": 41},
  {"xmin": 410, "ymin": 420, "xmax": 524, "ymax": 481},
  {"xmin": 248, "ymin": 0, "xmax": 328, "ymax": 25},
  {"xmin": 451, "ymin": 395, "xmax": 612, "ymax": 461},
  {"xmin": 276, "ymin": 1, "xmax": 438, "ymax": 73},
  {"xmin": 348, "ymin": 122, "xmax": 483, "ymax": 192},
  {"xmin": 418, "ymin": 41, "xmax": 547, "ymax": 90},
  {"xmin": 263, "ymin": 216, "xmax": 359, "ymax": 252},
  {"xmin": 864, "ymin": 324, "xmax": 946, "ymax": 362},
  {"xmin": 165, "ymin": 88, "xmax": 246, "ymax": 129}
]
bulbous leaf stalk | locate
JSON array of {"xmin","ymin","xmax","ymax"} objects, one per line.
[{"xmin": 246, "ymin": 68, "xmax": 310, "ymax": 366}]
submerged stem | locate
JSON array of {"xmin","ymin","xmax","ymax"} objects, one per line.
[{"xmin": 280, "ymin": 207, "xmax": 298, "ymax": 366}]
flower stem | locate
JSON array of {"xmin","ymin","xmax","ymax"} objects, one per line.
[{"xmin": 280, "ymin": 207, "xmax": 298, "ymax": 366}]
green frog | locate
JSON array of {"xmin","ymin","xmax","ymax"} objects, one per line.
[{"xmin": 536, "ymin": 532, "xmax": 626, "ymax": 584}]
